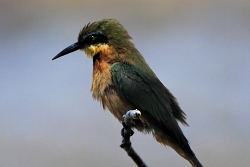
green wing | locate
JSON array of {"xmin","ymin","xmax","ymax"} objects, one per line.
[{"xmin": 111, "ymin": 62, "xmax": 191, "ymax": 150}]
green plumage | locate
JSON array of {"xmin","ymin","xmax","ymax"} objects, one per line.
[
  {"xmin": 53, "ymin": 18, "xmax": 203, "ymax": 167},
  {"xmin": 110, "ymin": 62, "xmax": 195, "ymax": 159}
]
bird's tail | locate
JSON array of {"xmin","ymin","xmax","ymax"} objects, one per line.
[
  {"xmin": 165, "ymin": 140, "xmax": 203, "ymax": 167},
  {"xmin": 182, "ymin": 151, "xmax": 203, "ymax": 167},
  {"xmin": 171, "ymin": 145, "xmax": 203, "ymax": 167},
  {"xmin": 153, "ymin": 131, "xmax": 203, "ymax": 167}
]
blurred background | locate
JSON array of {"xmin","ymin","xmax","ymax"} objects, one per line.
[{"xmin": 1, "ymin": 0, "xmax": 250, "ymax": 166}]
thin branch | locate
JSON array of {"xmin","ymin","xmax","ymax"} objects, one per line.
[{"xmin": 120, "ymin": 109, "xmax": 148, "ymax": 167}]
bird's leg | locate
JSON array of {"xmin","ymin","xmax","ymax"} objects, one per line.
[
  {"xmin": 120, "ymin": 110, "xmax": 140, "ymax": 147},
  {"xmin": 121, "ymin": 121, "xmax": 134, "ymax": 137},
  {"xmin": 120, "ymin": 121, "xmax": 134, "ymax": 148},
  {"xmin": 119, "ymin": 110, "xmax": 148, "ymax": 167}
]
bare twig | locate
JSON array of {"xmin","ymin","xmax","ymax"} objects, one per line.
[{"xmin": 120, "ymin": 109, "xmax": 148, "ymax": 167}]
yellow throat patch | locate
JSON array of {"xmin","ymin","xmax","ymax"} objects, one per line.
[{"xmin": 83, "ymin": 44, "xmax": 109, "ymax": 58}]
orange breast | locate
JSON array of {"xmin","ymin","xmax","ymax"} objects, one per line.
[{"xmin": 91, "ymin": 47, "xmax": 114, "ymax": 100}]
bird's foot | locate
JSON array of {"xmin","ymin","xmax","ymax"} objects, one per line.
[
  {"xmin": 121, "ymin": 127, "xmax": 134, "ymax": 138},
  {"xmin": 120, "ymin": 128, "xmax": 134, "ymax": 148}
]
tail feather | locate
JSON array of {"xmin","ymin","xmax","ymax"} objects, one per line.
[
  {"xmin": 173, "ymin": 143, "xmax": 203, "ymax": 167},
  {"xmin": 153, "ymin": 130, "xmax": 203, "ymax": 167},
  {"xmin": 175, "ymin": 139, "xmax": 203, "ymax": 167},
  {"xmin": 188, "ymin": 155, "xmax": 203, "ymax": 167}
]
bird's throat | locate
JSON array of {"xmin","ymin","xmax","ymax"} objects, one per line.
[{"xmin": 84, "ymin": 44, "xmax": 109, "ymax": 58}]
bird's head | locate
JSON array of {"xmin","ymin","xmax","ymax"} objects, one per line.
[{"xmin": 52, "ymin": 19, "xmax": 132, "ymax": 60}]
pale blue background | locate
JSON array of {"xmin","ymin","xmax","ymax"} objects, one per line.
[{"xmin": 1, "ymin": 0, "xmax": 250, "ymax": 166}]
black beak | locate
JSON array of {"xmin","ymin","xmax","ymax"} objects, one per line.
[{"xmin": 52, "ymin": 42, "xmax": 81, "ymax": 60}]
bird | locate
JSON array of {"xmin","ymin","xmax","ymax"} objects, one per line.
[{"xmin": 52, "ymin": 18, "xmax": 203, "ymax": 167}]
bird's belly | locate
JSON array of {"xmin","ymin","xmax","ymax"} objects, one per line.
[{"xmin": 99, "ymin": 87, "xmax": 135, "ymax": 122}]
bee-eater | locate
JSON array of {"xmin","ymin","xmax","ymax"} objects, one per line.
[{"xmin": 53, "ymin": 19, "xmax": 203, "ymax": 167}]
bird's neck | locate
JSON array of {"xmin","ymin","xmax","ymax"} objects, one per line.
[{"xmin": 90, "ymin": 47, "xmax": 115, "ymax": 100}]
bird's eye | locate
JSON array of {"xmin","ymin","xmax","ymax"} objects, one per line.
[
  {"xmin": 83, "ymin": 32, "xmax": 108, "ymax": 46},
  {"xmin": 84, "ymin": 35, "xmax": 96, "ymax": 44},
  {"xmin": 89, "ymin": 35, "xmax": 95, "ymax": 40},
  {"xmin": 84, "ymin": 34, "xmax": 97, "ymax": 44}
]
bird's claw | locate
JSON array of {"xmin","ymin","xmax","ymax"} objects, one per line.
[{"xmin": 121, "ymin": 128, "xmax": 134, "ymax": 138}]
